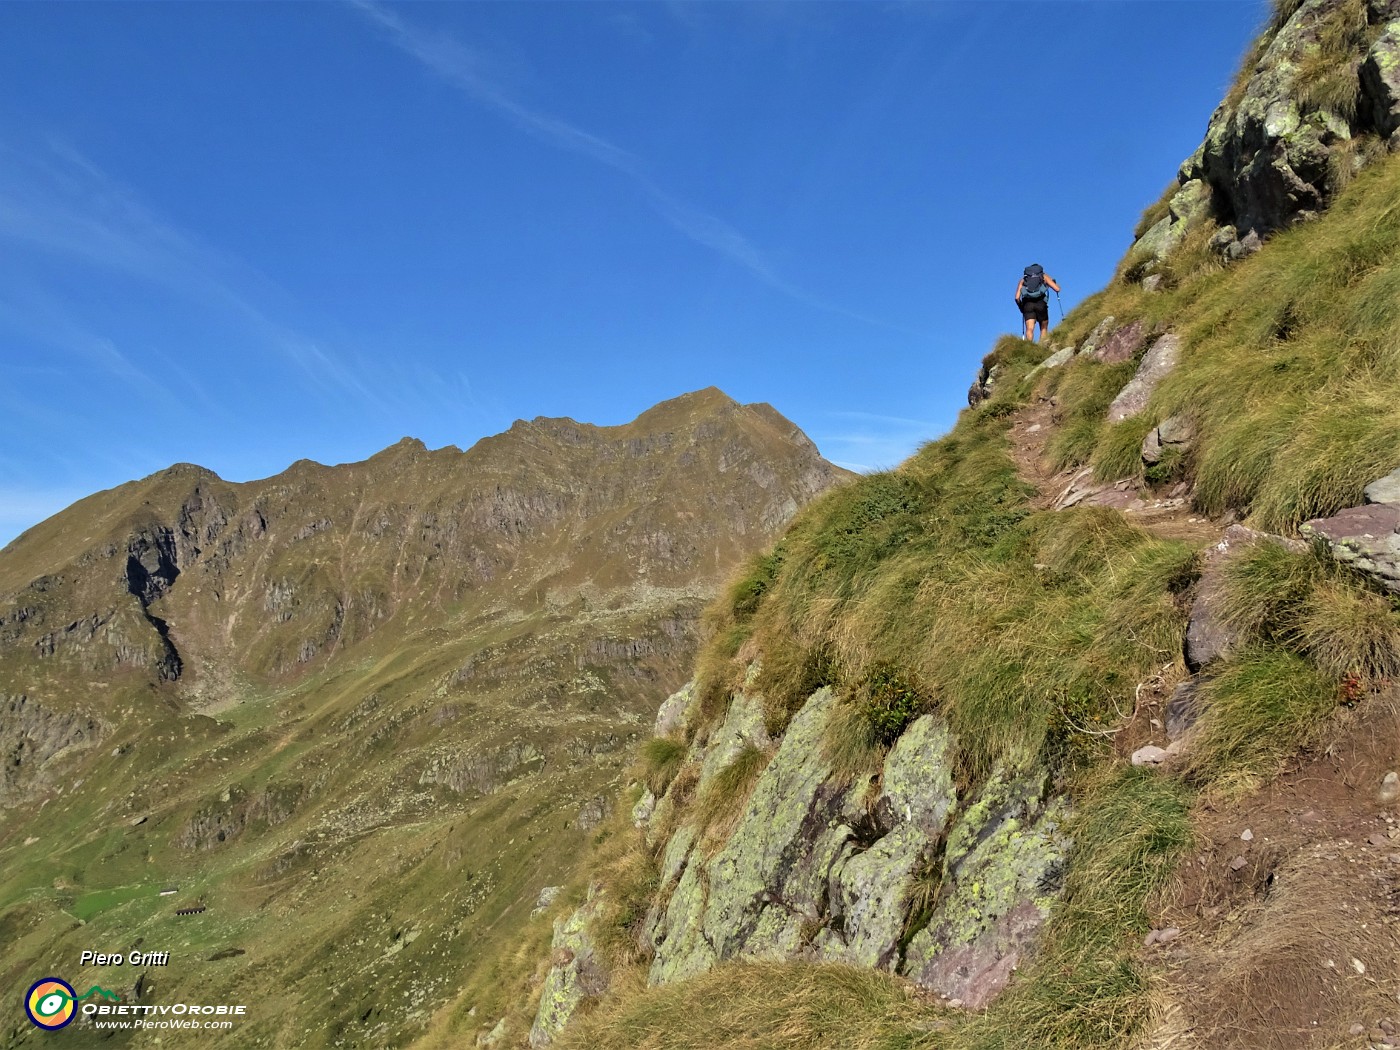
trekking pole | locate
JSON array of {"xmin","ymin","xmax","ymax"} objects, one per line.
[{"xmin": 1055, "ymin": 289, "xmax": 1065, "ymax": 321}]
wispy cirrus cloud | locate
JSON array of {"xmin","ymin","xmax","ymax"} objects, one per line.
[
  {"xmin": 351, "ymin": 1, "xmax": 913, "ymax": 332},
  {"xmin": 0, "ymin": 137, "xmax": 385, "ymax": 409},
  {"xmin": 814, "ymin": 409, "xmax": 948, "ymax": 473}
]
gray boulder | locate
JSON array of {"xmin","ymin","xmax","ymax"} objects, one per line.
[
  {"xmin": 1364, "ymin": 466, "xmax": 1400, "ymax": 505},
  {"xmin": 1107, "ymin": 334, "xmax": 1182, "ymax": 422},
  {"xmin": 1141, "ymin": 415, "xmax": 1195, "ymax": 466},
  {"xmin": 654, "ymin": 680, "xmax": 697, "ymax": 738}
]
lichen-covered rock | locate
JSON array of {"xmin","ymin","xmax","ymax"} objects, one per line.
[
  {"xmin": 1029, "ymin": 347, "xmax": 1075, "ymax": 379},
  {"xmin": 654, "ymin": 680, "xmax": 697, "ymax": 738},
  {"xmin": 1128, "ymin": 1, "xmax": 1400, "ymax": 265},
  {"xmin": 1107, "ymin": 334, "xmax": 1182, "ymax": 422},
  {"xmin": 528, "ymin": 896, "xmax": 609, "ymax": 1047},
  {"xmin": 697, "ymin": 691, "xmax": 770, "ymax": 791},
  {"xmin": 817, "ymin": 823, "xmax": 933, "ymax": 969},
  {"xmin": 1301, "ymin": 502, "xmax": 1400, "ymax": 592},
  {"xmin": 875, "ymin": 715, "xmax": 956, "ymax": 834},
  {"xmin": 815, "ymin": 717, "xmax": 959, "ymax": 969},
  {"xmin": 1077, "ymin": 316, "xmax": 1117, "ymax": 357},
  {"xmin": 631, "ymin": 788, "xmax": 657, "ymax": 829},
  {"xmin": 642, "ymin": 689, "xmax": 1070, "ymax": 1011},
  {"xmin": 1092, "ymin": 320, "xmax": 1148, "ymax": 365},
  {"xmin": 653, "ymin": 687, "xmax": 864, "ymax": 981},
  {"xmin": 1134, "ymin": 179, "xmax": 1214, "ymax": 261},
  {"xmin": 901, "ymin": 773, "xmax": 1070, "ymax": 1009}
]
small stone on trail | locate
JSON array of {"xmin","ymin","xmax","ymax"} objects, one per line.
[
  {"xmin": 1380, "ymin": 772, "xmax": 1400, "ymax": 805},
  {"xmin": 1352, "ymin": 957, "xmax": 1367, "ymax": 975},
  {"xmin": 1371, "ymin": 833, "xmax": 1390, "ymax": 847},
  {"xmin": 1382, "ymin": 1018, "xmax": 1397, "ymax": 1035},
  {"xmin": 1351, "ymin": 1022, "xmax": 1366, "ymax": 1037},
  {"xmin": 1229, "ymin": 855, "xmax": 1248, "ymax": 871},
  {"xmin": 1157, "ymin": 926, "xmax": 1181, "ymax": 945},
  {"xmin": 1026, "ymin": 423, "xmax": 1042, "ymax": 433},
  {"xmin": 1389, "ymin": 854, "xmax": 1400, "ymax": 864},
  {"xmin": 1241, "ymin": 829, "xmax": 1254, "ymax": 841},
  {"xmin": 1131, "ymin": 745, "xmax": 1169, "ymax": 766},
  {"xmin": 1371, "ymin": 1028, "xmax": 1387, "ymax": 1044},
  {"xmin": 1150, "ymin": 718, "xmax": 1162, "ymax": 728}
]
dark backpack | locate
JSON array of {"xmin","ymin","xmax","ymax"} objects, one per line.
[{"xmin": 1022, "ymin": 264, "xmax": 1047, "ymax": 300}]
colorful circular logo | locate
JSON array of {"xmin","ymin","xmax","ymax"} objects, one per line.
[{"xmin": 25, "ymin": 978, "xmax": 77, "ymax": 1030}]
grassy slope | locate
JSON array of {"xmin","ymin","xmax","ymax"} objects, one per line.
[{"xmin": 556, "ymin": 140, "xmax": 1400, "ymax": 1050}]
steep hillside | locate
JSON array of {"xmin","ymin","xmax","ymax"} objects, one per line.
[
  {"xmin": 0, "ymin": 388, "xmax": 849, "ymax": 1048},
  {"xmin": 516, "ymin": 4, "xmax": 1400, "ymax": 1050}
]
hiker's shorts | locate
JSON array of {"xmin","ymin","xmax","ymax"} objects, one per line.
[{"xmin": 1019, "ymin": 296, "xmax": 1049, "ymax": 324}]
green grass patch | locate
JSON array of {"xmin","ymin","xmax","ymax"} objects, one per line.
[
  {"xmin": 1046, "ymin": 360, "xmax": 1137, "ymax": 471},
  {"xmin": 693, "ymin": 744, "xmax": 771, "ymax": 841},
  {"xmin": 1218, "ymin": 539, "xmax": 1400, "ymax": 680},
  {"xmin": 1184, "ymin": 646, "xmax": 1340, "ymax": 790},
  {"xmin": 1090, "ymin": 417, "xmax": 1154, "ymax": 483},
  {"xmin": 71, "ymin": 884, "xmax": 159, "ymax": 921},
  {"xmin": 638, "ymin": 737, "xmax": 687, "ymax": 796}
]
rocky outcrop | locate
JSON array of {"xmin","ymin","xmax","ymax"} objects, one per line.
[
  {"xmin": 1090, "ymin": 320, "xmax": 1148, "ymax": 365},
  {"xmin": 635, "ymin": 684, "xmax": 1070, "ymax": 1009},
  {"xmin": 1076, "ymin": 317, "xmax": 1118, "ymax": 358},
  {"xmin": 968, "ymin": 360, "xmax": 1004, "ymax": 407},
  {"xmin": 1142, "ymin": 415, "xmax": 1195, "ymax": 467},
  {"xmin": 174, "ymin": 781, "xmax": 307, "ymax": 851},
  {"xmin": 529, "ymin": 895, "xmax": 609, "ymax": 1047},
  {"xmin": 1302, "ymin": 488, "xmax": 1400, "ymax": 592},
  {"xmin": 1107, "ymin": 334, "xmax": 1182, "ymax": 422},
  {"xmin": 0, "ymin": 694, "xmax": 101, "ymax": 807},
  {"xmin": 1132, "ymin": 0, "xmax": 1400, "ymax": 264},
  {"xmin": 901, "ymin": 772, "xmax": 1068, "ymax": 1009}
]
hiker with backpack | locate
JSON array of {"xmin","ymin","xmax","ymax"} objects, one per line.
[{"xmin": 1015, "ymin": 264, "xmax": 1061, "ymax": 343}]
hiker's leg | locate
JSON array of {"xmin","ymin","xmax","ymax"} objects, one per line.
[{"xmin": 1024, "ymin": 317, "xmax": 1035, "ymax": 340}]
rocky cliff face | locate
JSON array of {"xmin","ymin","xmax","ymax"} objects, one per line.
[{"xmin": 1133, "ymin": 0, "xmax": 1400, "ymax": 264}]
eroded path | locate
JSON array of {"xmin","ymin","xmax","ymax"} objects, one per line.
[{"xmin": 1004, "ymin": 392, "xmax": 1222, "ymax": 545}]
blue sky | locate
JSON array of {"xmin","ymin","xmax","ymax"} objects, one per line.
[{"xmin": 0, "ymin": 0, "xmax": 1267, "ymax": 547}]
